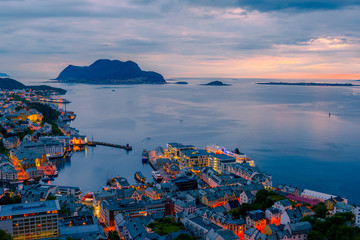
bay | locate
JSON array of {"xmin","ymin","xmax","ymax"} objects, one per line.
[{"xmin": 25, "ymin": 78, "xmax": 360, "ymax": 204}]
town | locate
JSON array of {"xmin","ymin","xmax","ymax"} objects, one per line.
[{"xmin": 0, "ymin": 89, "xmax": 359, "ymax": 240}]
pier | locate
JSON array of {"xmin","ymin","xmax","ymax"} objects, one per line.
[{"xmin": 86, "ymin": 141, "xmax": 132, "ymax": 151}]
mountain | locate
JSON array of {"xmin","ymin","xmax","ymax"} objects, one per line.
[
  {"xmin": 0, "ymin": 73, "xmax": 9, "ymax": 77},
  {"xmin": 0, "ymin": 77, "xmax": 66, "ymax": 94},
  {"xmin": 0, "ymin": 78, "xmax": 26, "ymax": 89},
  {"xmin": 55, "ymin": 59, "xmax": 166, "ymax": 84}
]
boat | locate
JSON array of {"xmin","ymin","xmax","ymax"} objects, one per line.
[
  {"xmin": 135, "ymin": 171, "xmax": 146, "ymax": 183},
  {"xmin": 142, "ymin": 149, "xmax": 149, "ymax": 163},
  {"xmin": 53, "ymin": 171, "xmax": 58, "ymax": 177},
  {"xmin": 41, "ymin": 176, "xmax": 54, "ymax": 182},
  {"xmin": 82, "ymin": 192, "xmax": 94, "ymax": 202},
  {"xmin": 62, "ymin": 111, "xmax": 77, "ymax": 121},
  {"xmin": 152, "ymin": 171, "xmax": 163, "ymax": 182}
]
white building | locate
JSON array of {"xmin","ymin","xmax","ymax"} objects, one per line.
[{"xmin": 301, "ymin": 189, "xmax": 348, "ymax": 204}]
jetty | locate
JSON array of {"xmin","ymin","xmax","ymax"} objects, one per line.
[{"xmin": 86, "ymin": 141, "xmax": 132, "ymax": 151}]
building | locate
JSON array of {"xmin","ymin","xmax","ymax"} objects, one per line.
[
  {"xmin": 172, "ymin": 176, "xmax": 198, "ymax": 191},
  {"xmin": 2, "ymin": 136, "xmax": 20, "ymax": 150},
  {"xmin": 208, "ymin": 154, "xmax": 236, "ymax": 174},
  {"xmin": 206, "ymin": 229, "xmax": 239, "ymax": 240},
  {"xmin": 273, "ymin": 199, "xmax": 292, "ymax": 213},
  {"xmin": 0, "ymin": 200, "xmax": 60, "ymax": 240},
  {"xmin": 355, "ymin": 206, "xmax": 360, "ymax": 228},
  {"xmin": 284, "ymin": 221, "xmax": 312, "ymax": 240},
  {"xmin": 0, "ymin": 162, "xmax": 18, "ymax": 181},
  {"xmin": 183, "ymin": 216, "xmax": 222, "ymax": 240},
  {"xmin": 301, "ymin": 189, "xmax": 348, "ymax": 204},
  {"xmin": 265, "ymin": 207, "xmax": 281, "ymax": 225},
  {"xmin": 167, "ymin": 142, "xmax": 196, "ymax": 158},
  {"xmin": 179, "ymin": 149, "xmax": 210, "ymax": 168},
  {"xmin": 100, "ymin": 199, "xmax": 166, "ymax": 227},
  {"xmin": 246, "ymin": 210, "xmax": 266, "ymax": 233}
]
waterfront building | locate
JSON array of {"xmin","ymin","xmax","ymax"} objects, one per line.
[
  {"xmin": 110, "ymin": 177, "xmax": 131, "ymax": 189},
  {"xmin": 70, "ymin": 134, "xmax": 87, "ymax": 146},
  {"xmin": 285, "ymin": 194, "xmax": 319, "ymax": 206},
  {"xmin": 276, "ymin": 184, "xmax": 300, "ymax": 197},
  {"xmin": 166, "ymin": 142, "xmax": 196, "ymax": 158},
  {"xmin": 332, "ymin": 202, "xmax": 355, "ymax": 215},
  {"xmin": 179, "ymin": 149, "xmax": 210, "ymax": 168},
  {"xmin": 0, "ymin": 200, "xmax": 60, "ymax": 240},
  {"xmin": 301, "ymin": 189, "xmax": 348, "ymax": 204},
  {"xmin": 208, "ymin": 154, "xmax": 236, "ymax": 174}
]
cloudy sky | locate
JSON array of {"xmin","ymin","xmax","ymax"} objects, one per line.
[{"xmin": 0, "ymin": 0, "xmax": 359, "ymax": 79}]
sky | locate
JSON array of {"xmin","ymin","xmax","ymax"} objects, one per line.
[{"xmin": 0, "ymin": 0, "xmax": 359, "ymax": 79}]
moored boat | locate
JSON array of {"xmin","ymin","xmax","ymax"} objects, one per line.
[
  {"xmin": 135, "ymin": 171, "xmax": 146, "ymax": 183},
  {"xmin": 142, "ymin": 149, "xmax": 149, "ymax": 163},
  {"xmin": 152, "ymin": 171, "xmax": 163, "ymax": 182},
  {"xmin": 41, "ymin": 176, "xmax": 54, "ymax": 182}
]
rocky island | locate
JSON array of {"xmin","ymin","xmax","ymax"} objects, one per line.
[
  {"xmin": 202, "ymin": 80, "xmax": 230, "ymax": 86},
  {"xmin": 55, "ymin": 59, "xmax": 166, "ymax": 84},
  {"xmin": 0, "ymin": 77, "xmax": 66, "ymax": 95}
]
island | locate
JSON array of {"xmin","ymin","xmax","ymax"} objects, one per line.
[
  {"xmin": 55, "ymin": 59, "xmax": 166, "ymax": 84},
  {"xmin": 257, "ymin": 82, "xmax": 358, "ymax": 87},
  {"xmin": 0, "ymin": 72, "xmax": 9, "ymax": 77},
  {"xmin": 201, "ymin": 80, "xmax": 230, "ymax": 86},
  {"xmin": 174, "ymin": 81, "xmax": 188, "ymax": 85},
  {"xmin": 0, "ymin": 77, "xmax": 67, "ymax": 95}
]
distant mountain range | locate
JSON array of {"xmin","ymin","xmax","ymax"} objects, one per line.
[
  {"xmin": 0, "ymin": 73, "xmax": 9, "ymax": 77},
  {"xmin": 55, "ymin": 59, "xmax": 166, "ymax": 84},
  {"xmin": 0, "ymin": 77, "xmax": 66, "ymax": 94}
]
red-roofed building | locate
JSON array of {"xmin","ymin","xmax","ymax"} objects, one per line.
[{"xmin": 286, "ymin": 194, "xmax": 319, "ymax": 206}]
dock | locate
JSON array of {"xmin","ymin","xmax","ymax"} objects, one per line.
[{"xmin": 86, "ymin": 141, "xmax": 132, "ymax": 151}]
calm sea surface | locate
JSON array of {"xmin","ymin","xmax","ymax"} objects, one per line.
[{"xmin": 24, "ymin": 78, "xmax": 360, "ymax": 204}]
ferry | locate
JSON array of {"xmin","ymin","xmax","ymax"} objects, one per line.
[
  {"xmin": 142, "ymin": 149, "xmax": 149, "ymax": 163},
  {"xmin": 152, "ymin": 171, "xmax": 163, "ymax": 182},
  {"xmin": 135, "ymin": 171, "xmax": 146, "ymax": 183}
]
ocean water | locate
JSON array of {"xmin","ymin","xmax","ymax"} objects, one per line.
[{"xmin": 25, "ymin": 78, "xmax": 360, "ymax": 204}]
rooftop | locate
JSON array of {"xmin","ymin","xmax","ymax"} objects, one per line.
[{"xmin": 0, "ymin": 200, "xmax": 60, "ymax": 217}]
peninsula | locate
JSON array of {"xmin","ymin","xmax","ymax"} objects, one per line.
[
  {"xmin": 55, "ymin": 59, "xmax": 166, "ymax": 84},
  {"xmin": 257, "ymin": 82, "xmax": 358, "ymax": 87},
  {"xmin": 0, "ymin": 72, "xmax": 9, "ymax": 77},
  {"xmin": 0, "ymin": 77, "xmax": 66, "ymax": 95}
]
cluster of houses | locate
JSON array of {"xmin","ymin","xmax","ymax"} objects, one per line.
[
  {"xmin": 0, "ymin": 91, "xmax": 87, "ymax": 182},
  {"xmin": 0, "ymin": 133, "xmax": 359, "ymax": 240}
]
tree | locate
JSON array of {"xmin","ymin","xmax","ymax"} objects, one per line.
[
  {"xmin": 107, "ymin": 230, "xmax": 120, "ymax": 240},
  {"xmin": 314, "ymin": 202, "xmax": 327, "ymax": 218},
  {"xmin": 12, "ymin": 195, "xmax": 21, "ymax": 204},
  {"xmin": 307, "ymin": 230, "xmax": 325, "ymax": 240},
  {"xmin": 46, "ymin": 195, "xmax": 57, "ymax": 201},
  {"xmin": 0, "ymin": 229, "xmax": 12, "ymax": 240},
  {"xmin": 174, "ymin": 233, "xmax": 197, "ymax": 240}
]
